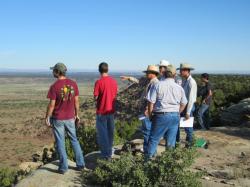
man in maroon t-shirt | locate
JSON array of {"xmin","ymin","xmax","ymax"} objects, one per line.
[
  {"xmin": 45, "ymin": 63, "xmax": 85, "ymax": 174},
  {"xmin": 94, "ymin": 62, "xmax": 118, "ymax": 159}
]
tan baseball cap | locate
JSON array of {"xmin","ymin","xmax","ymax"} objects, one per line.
[{"xmin": 166, "ymin": 64, "xmax": 176, "ymax": 75}]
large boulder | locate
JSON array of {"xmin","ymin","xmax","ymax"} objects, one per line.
[{"xmin": 220, "ymin": 98, "xmax": 250, "ymax": 126}]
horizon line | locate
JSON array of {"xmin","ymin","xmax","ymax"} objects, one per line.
[{"xmin": 0, "ymin": 68, "xmax": 250, "ymax": 75}]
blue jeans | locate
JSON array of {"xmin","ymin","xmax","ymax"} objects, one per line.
[
  {"xmin": 146, "ymin": 112, "xmax": 180, "ymax": 159},
  {"xmin": 176, "ymin": 105, "xmax": 195, "ymax": 146},
  {"xmin": 198, "ymin": 104, "xmax": 210, "ymax": 129},
  {"xmin": 51, "ymin": 118, "xmax": 85, "ymax": 172},
  {"xmin": 141, "ymin": 117, "xmax": 152, "ymax": 152},
  {"xmin": 96, "ymin": 114, "xmax": 115, "ymax": 158}
]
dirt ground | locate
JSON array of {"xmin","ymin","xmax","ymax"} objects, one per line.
[
  {"xmin": 1, "ymin": 75, "xmax": 250, "ymax": 186},
  {"xmin": 193, "ymin": 127, "xmax": 250, "ymax": 187},
  {"xmin": 0, "ymin": 74, "xmax": 127, "ymax": 169},
  {"xmin": 0, "ymin": 76, "xmax": 94, "ymax": 168}
]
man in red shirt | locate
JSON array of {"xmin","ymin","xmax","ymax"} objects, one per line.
[
  {"xmin": 94, "ymin": 62, "xmax": 118, "ymax": 159},
  {"xmin": 45, "ymin": 63, "xmax": 85, "ymax": 174}
]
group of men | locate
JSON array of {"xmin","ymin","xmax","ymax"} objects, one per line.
[{"xmin": 45, "ymin": 60, "xmax": 212, "ymax": 173}]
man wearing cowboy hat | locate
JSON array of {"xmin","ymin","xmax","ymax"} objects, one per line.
[
  {"xmin": 176, "ymin": 63, "xmax": 197, "ymax": 147},
  {"xmin": 140, "ymin": 65, "xmax": 160, "ymax": 153},
  {"xmin": 120, "ymin": 65, "xmax": 159, "ymax": 153},
  {"xmin": 145, "ymin": 65, "xmax": 187, "ymax": 159}
]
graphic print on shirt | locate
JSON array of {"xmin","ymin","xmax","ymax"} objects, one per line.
[{"xmin": 60, "ymin": 85, "xmax": 75, "ymax": 101}]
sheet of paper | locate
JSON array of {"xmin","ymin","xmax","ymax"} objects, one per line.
[
  {"xmin": 138, "ymin": 115, "xmax": 146, "ymax": 121},
  {"xmin": 180, "ymin": 117, "xmax": 194, "ymax": 128}
]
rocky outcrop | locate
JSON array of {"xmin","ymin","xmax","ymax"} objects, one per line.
[
  {"xmin": 16, "ymin": 160, "xmax": 82, "ymax": 187},
  {"xmin": 220, "ymin": 98, "xmax": 250, "ymax": 126}
]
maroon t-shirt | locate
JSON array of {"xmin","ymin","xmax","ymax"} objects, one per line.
[
  {"xmin": 47, "ymin": 78, "xmax": 79, "ymax": 120},
  {"xmin": 94, "ymin": 76, "xmax": 118, "ymax": 115}
]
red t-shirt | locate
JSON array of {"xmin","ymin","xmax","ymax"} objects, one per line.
[
  {"xmin": 94, "ymin": 76, "xmax": 118, "ymax": 115},
  {"xmin": 47, "ymin": 78, "xmax": 79, "ymax": 120}
]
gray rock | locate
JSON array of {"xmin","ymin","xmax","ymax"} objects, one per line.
[
  {"xmin": 16, "ymin": 160, "xmax": 83, "ymax": 187},
  {"xmin": 221, "ymin": 98, "xmax": 250, "ymax": 126}
]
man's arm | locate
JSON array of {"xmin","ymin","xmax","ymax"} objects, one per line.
[
  {"xmin": 179, "ymin": 103, "xmax": 186, "ymax": 113},
  {"xmin": 75, "ymin": 96, "xmax": 80, "ymax": 117},
  {"xmin": 74, "ymin": 96, "xmax": 81, "ymax": 126},
  {"xmin": 147, "ymin": 102, "xmax": 154, "ymax": 118},
  {"xmin": 204, "ymin": 89, "xmax": 212, "ymax": 104},
  {"xmin": 146, "ymin": 83, "xmax": 158, "ymax": 119},
  {"xmin": 45, "ymin": 100, "xmax": 55, "ymax": 127},
  {"xmin": 120, "ymin": 76, "xmax": 139, "ymax": 84},
  {"xmin": 180, "ymin": 88, "xmax": 188, "ymax": 114}
]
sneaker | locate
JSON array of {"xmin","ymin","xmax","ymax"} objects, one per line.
[
  {"xmin": 76, "ymin": 166, "xmax": 90, "ymax": 172},
  {"xmin": 58, "ymin": 170, "xmax": 67, "ymax": 175}
]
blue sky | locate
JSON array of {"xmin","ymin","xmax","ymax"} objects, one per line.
[{"xmin": 0, "ymin": 0, "xmax": 250, "ymax": 72}]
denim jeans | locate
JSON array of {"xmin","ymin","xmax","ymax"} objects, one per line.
[
  {"xmin": 198, "ymin": 104, "xmax": 210, "ymax": 129},
  {"xmin": 141, "ymin": 117, "xmax": 152, "ymax": 152},
  {"xmin": 51, "ymin": 118, "xmax": 85, "ymax": 172},
  {"xmin": 176, "ymin": 105, "xmax": 195, "ymax": 146},
  {"xmin": 146, "ymin": 112, "xmax": 179, "ymax": 159},
  {"xmin": 96, "ymin": 114, "xmax": 115, "ymax": 159}
]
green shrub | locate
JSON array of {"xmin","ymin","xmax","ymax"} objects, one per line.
[
  {"xmin": 83, "ymin": 147, "xmax": 202, "ymax": 187},
  {"xmin": 65, "ymin": 125, "xmax": 98, "ymax": 160},
  {"xmin": 115, "ymin": 118, "xmax": 141, "ymax": 140},
  {"xmin": 0, "ymin": 168, "xmax": 17, "ymax": 187},
  {"xmin": 65, "ymin": 119, "xmax": 140, "ymax": 161}
]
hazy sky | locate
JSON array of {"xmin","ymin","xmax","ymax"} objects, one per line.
[{"xmin": 0, "ymin": 0, "xmax": 250, "ymax": 72}]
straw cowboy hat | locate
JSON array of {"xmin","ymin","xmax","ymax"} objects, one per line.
[
  {"xmin": 177, "ymin": 63, "xmax": 195, "ymax": 70},
  {"xmin": 158, "ymin": 59, "xmax": 170, "ymax": 67},
  {"xmin": 143, "ymin": 65, "xmax": 159, "ymax": 74}
]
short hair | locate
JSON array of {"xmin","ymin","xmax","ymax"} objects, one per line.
[
  {"xmin": 201, "ymin": 73, "xmax": 209, "ymax": 80},
  {"xmin": 53, "ymin": 69, "xmax": 66, "ymax": 76},
  {"xmin": 165, "ymin": 71, "xmax": 175, "ymax": 78},
  {"xmin": 99, "ymin": 62, "xmax": 109, "ymax": 73}
]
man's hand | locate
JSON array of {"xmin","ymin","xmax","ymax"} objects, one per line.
[
  {"xmin": 144, "ymin": 109, "xmax": 149, "ymax": 117},
  {"xmin": 45, "ymin": 117, "xmax": 51, "ymax": 127},
  {"xmin": 120, "ymin": 76, "xmax": 130, "ymax": 81},
  {"xmin": 185, "ymin": 113, "xmax": 190, "ymax": 120},
  {"xmin": 75, "ymin": 116, "xmax": 81, "ymax": 128}
]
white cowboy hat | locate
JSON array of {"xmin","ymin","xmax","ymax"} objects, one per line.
[
  {"xmin": 158, "ymin": 59, "xmax": 170, "ymax": 67},
  {"xmin": 143, "ymin": 65, "xmax": 159, "ymax": 74},
  {"xmin": 176, "ymin": 63, "xmax": 195, "ymax": 70}
]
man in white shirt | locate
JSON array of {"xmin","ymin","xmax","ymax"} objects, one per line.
[
  {"xmin": 145, "ymin": 65, "xmax": 187, "ymax": 159},
  {"xmin": 176, "ymin": 63, "xmax": 197, "ymax": 147}
]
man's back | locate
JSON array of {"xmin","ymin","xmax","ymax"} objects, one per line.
[
  {"xmin": 47, "ymin": 78, "xmax": 79, "ymax": 120},
  {"xmin": 94, "ymin": 76, "xmax": 118, "ymax": 115},
  {"xmin": 148, "ymin": 78, "xmax": 187, "ymax": 113}
]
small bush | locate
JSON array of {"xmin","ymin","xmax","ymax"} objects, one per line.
[
  {"xmin": 115, "ymin": 118, "xmax": 141, "ymax": 140},
  {"xmin": 65, "ymin": 125, "xmax": 99, "ymax": 160},
  {"xmin": 0, "ymin": 168, "xmax": 17, "ymax": 187},
  {"xmin": 83, "ymin": 147, "xmax": 202, "ymax": 187},
  {"xmin": 65, "ymin": 119, "xmax": 140, "ymax": 161}
]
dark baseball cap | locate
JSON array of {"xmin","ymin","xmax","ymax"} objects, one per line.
[{"xmin": 50, "ymin": 63, "xmax": 67, "ymax": 72}]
